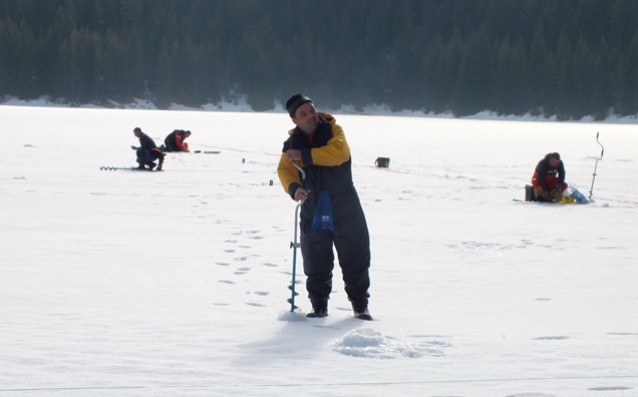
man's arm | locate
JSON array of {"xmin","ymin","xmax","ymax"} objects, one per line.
[
  {"xmin": 558, "ymin": 161, "xmax": 566, "ymax": 184},
  {"xmin": 277, "ymin": 153, "xmax": 303, "ymax": 200},
  {"xmin": 176, "ymin": 134, "xmax": 189, "ymax": 151}
]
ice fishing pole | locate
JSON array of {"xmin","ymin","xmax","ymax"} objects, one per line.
[
  {"xmin": 287, "ymin": 161, "xmax": 306, "ymax": 312},
  {"xmin": 588, "ymin": 132, "xmax": 605, "ymax": 200}
]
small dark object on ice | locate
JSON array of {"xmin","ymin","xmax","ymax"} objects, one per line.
[
  {"xmin": 193, "ymin": 150, "xmax": 220, "ymax": 154},
  {"xmin": 375, "ymin": 157, "xmax": 390, "ymax": 168}
]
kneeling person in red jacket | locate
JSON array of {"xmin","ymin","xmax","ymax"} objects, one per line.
[
  {"xmin": 531, "ymin": 152, "xmax": 566, "ymax": 202},
  {"xmin": 163, "ymin": 130, "xmax": 191, "ymax": 152}
]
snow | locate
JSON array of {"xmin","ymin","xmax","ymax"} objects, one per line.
[{"xmin": 1, "ymin": 105, "xmax": 637, "ymax": 397}]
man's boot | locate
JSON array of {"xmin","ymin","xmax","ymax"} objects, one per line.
[{"xmin": 307, "ymin": 300, "xmax": 328, "ymax": 318}]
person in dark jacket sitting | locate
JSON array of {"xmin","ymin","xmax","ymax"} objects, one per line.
[
  {"xmin": 163, "ymin": 130, "xmax": 191, "ymax": 152},
  {"xmin": 531, "ymin": 152, "xmax": 566, "ymax": 202},
  {"xmin": 277, "ymin": 93, "xmax": 372, "ymax": 320},
  {"xmin": 132, "ymin": 127, "xmax": 164, "ymax": 170}
]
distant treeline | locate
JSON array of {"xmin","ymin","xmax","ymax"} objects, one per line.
[{"xmin": 1, "ymin": 0, "xmax": 638, "ymax": 119}]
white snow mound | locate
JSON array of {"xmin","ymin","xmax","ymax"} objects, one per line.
[{"xmin": 333, "ymin": 327, "xmax": 423, "ymax": 359}]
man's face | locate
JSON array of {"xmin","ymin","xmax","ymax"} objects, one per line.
[
  {"xmin": 549, "ymin": 157, "xmax": 560, "ymax": 167},
  {"xmin": 292, "ymin": 102, "xmax": 319, "ymax": 134},
  {"xmin": 133, "ymin": 129, "xmax": 141, "ymax": 137}
]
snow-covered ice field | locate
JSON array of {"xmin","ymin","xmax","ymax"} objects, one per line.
[{"xmin": 1, "ymin": 105, "xmax": 637, "ymax": 397}]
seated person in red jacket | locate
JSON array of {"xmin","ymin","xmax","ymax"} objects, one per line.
[
  {"xmin": 163, "ymin": 130, "xmax": 191, "ymax": 152},
  {"xmin": 531, "ymin": 152, "xmax": 567, "ymax": 202}
]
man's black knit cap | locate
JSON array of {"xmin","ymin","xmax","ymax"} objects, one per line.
[{"xmin": 285, "ymin": 93, "xmax": 313, "ymax": 117}]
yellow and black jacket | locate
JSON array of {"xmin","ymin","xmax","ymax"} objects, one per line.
[{"xmin": 277, "ymin": 113, "xmax": 353, "ymax": 202}]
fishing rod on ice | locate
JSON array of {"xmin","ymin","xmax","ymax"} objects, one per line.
[
  {"xmin": 287, "ymin": 162, "xmax": 306, "ymax": 312},
  {"xmin": 588, "ymin": 132, "xmax": 605, "ymax": 201}
]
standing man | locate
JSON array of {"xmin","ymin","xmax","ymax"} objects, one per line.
[
  {"xmin": 277, "ymin": 94, "xmax": 372, "ymax": 320},
  {"xmin": 531, "ymin": 152, "xmax": 566, "ymax": 202},
  {"xmin": 132, "ymin": 127, "xmax": 164, "ymax": 171}
]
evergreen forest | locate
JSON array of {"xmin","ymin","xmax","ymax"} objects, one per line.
[{"xmin": 2, "ymin": 0, "xmax": 638, "ymax": 119}]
